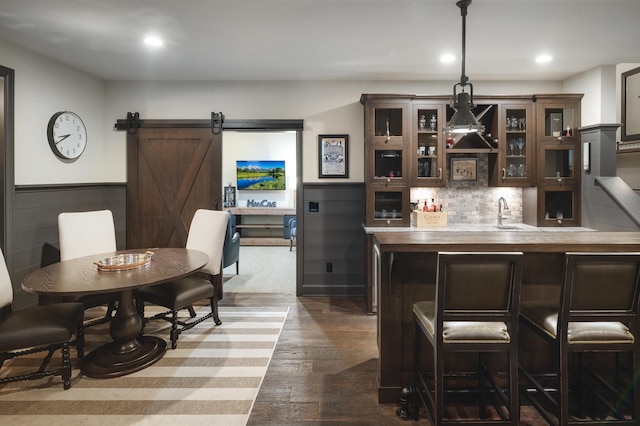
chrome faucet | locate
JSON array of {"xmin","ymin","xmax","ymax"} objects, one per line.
[{"xmin": 497, "ymin": 197, "xmax": 509, "ymax": 227}]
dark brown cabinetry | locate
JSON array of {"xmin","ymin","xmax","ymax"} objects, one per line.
[
  {"xmin": 411, "ymin": 102, "xmax": 445, "ymax": 187},
  {"xmin": 488, "ymin": 101, "xmax": 535, "ymax": 187},
  {"xmin": 523, "ymin": 95, "xmax": 582, "ymax": 227},
  {"xmin": 362, "ymin": 96, "xmax": 411, "ymax": 226},
  {"xmin": 361, "ymin": 93, "xmax": 582, "ymax": 227}
]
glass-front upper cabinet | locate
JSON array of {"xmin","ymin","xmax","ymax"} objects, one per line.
[
  {"xmin": 364, "ymin": 100, "xmax": 410, "ymax": 144},
  {"xmin": 540, "ymin": 146, "xmax": 576, "ymax": 184},
  {"xmin": 363, "ymin": 99, "xmax": 410, "ymax": 184},
  {"xmin": 536, "ymin": 95, "xmax": 582, "ymax": 144},
  {"xmin": 411, "ymin": 103, "xmax": 444, "ymax": 186},
  {"xmin": 371, "ymin": 148, "xmax": 407, "ymax": 183},
  {"xmin": 489, "ymin": 102, "xmax": 534, "ymax": 187}
]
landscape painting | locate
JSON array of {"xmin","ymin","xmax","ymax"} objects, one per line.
[{"xmin": 236, "ymin": 160, "xmax": 286, "ymax": 190}]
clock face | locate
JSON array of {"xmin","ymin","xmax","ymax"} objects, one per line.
[{"xmin": 47, "ymin": 111, "xmax": 87, "ymax": 160}]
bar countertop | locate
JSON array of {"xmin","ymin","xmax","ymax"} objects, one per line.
[{"xmin": 372, "ymin": 230, "xmax": 640, "ymax": 254}]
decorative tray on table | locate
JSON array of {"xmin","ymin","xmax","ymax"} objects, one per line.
[{"xmin": 94, "ymin": 251, "xmax": 154, "ymax": 271}]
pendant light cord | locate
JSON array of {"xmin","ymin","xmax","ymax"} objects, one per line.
[{"xmin": 457, "ymin": 0, "xmax": 471, "ymax": 87}]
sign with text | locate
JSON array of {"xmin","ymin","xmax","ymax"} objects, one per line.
[{"xmin": 246, "ymin": 199, "xmax": 278, "ymax": 208}]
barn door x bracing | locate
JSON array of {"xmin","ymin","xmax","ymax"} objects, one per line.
[{"xmin": 126, "ymin": 125, "xmax": 222, "ymax": 250}]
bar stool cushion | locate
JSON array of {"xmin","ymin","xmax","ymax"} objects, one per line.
[
  {"xmin": 521, "ymin": 301, "xmax": 634, "ymax": 344},
  {"xmin": 414, "ymin": 301, "xmax": 510, "ymax": 343}
]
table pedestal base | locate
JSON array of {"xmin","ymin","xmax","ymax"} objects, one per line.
[{"xmin": 81, "ymin": 336, "xmax": 166, "ymax": 379}]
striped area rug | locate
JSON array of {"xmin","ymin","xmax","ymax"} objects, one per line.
[{"xmin": 0, "ymin": 305, "xmax": 288, "ymax": 425}]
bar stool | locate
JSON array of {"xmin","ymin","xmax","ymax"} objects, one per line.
[
  {"xmin": 519, "ymin": 252, "xmax": 640, "ymax": 425},
  {"xmin": 413, "ymin": 251, "xmax": 523, "ymax": 425}
]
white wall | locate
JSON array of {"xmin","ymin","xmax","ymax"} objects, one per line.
[
  {"xmin": 223, "ymin": 131, "xmax": 297, "ymax": 208},
  {"xmin": 1, "ymin": 38, "xmax": 582, "ymax": 186},
  {"xmin": 0, "ymin": 39, "xmax": 105, "ymax": 185},
  {"xmin": 103, "ymin": 80, "xmax": 562, "ymax": 184},
  {"xmin": 565, "ymin": 65, "xmax": 617, "ymax": 126}
]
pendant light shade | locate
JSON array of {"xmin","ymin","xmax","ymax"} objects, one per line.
[
  {"xmin": 448, "ymin": 91, "xmax": 482, "ymax": 134},
  {"xmin": 445, "ymin": 0, "xmax": 483, "ymax": 135}
]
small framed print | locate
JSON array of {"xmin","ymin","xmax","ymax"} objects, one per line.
[
  {"xmin": 223, "ymin": 184, "xmax": 236, "ymax": 208},
  {"xmin": 622, "ymin": 66, "xmax": 640, "ymax": 141},
  {"xmin": 451, "ymin": 158, "xmax": 477, "ymax": 181},
  {"xmin": 318, "ymin": 134, "xmax": 349, "ymax": 178}
]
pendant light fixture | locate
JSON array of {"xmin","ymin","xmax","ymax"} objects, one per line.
[{"xmin": 445, "ymin": 0, "xmax": 483, "ymax": 134}]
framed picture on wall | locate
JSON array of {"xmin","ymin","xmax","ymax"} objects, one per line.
[
  {"xmin": 622, "ymin": 66, "xmax": 640, "ymax": 141},
  {"xmin": 223, "ymin": 184, "xmax": 236, "ymax": 207},
  {"xmin": 318, "ymin": 134, "xmax": 349, "ymax": 178},
  {"xmin": 451, "ymin": 158, "xmax": 477, "ymax": 181}
]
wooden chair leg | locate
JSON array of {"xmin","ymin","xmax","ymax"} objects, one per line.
[
  {"xmin": 435, "ymin": 343, "xmax": 444, "ymax": 426},
  {"xmin": 61, "ymin": 343, "xmax": 72, "ymax": 390},
  {"xmin": 75, "ymin": 324, "xmax": 85, "ymax": 358},
  {"xmin": 105, "ymin": 300, "xmax": 116, "ymax": 319},
  {"xmin": 413, "ymin": 320, "xmax": 422, "ymax": 421},
  {"xmin": 169, "ymin": 310, "xmax": 180, "ymax": 349},
  {"xmin": 634, "ymin": 350, "xmax": 640, "ymax": 423},
  {"xmin": 559, "ymin": 344, "xmax": 570, "ymax": 426},
  {"xmin": 509, "ymin": 346, "xmax": 519, "ymax": 425},
  {"xmin": 478, "ymin": 352, "xmax": 488, "ymax": 420},
  {"xmin": 210, "ymin": 294, "xmax": 222, "ymax": 326},
  {"xmin": 187, "ymin": 305, "xmax": 197, "ymax": 318}
]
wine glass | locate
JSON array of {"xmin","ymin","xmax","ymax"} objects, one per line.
[
  {"xmin": 516, "ymin": 138, "xmax": 525, "ymax": 156},
  {"xmin": 518, "ymin": 164, "xmax": 526, "ymax": 177},
  {"xmin": 508, "ymin": 164, "xmax": 517, "ymax": 177},
  {"xmin": 508, "ymin": 140, "xmax": 515, "ymax": 155}
]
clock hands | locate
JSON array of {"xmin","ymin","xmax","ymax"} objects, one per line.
[{"xmin": 56, "ymin": 134, "xmax": 71, "ymax": 144}]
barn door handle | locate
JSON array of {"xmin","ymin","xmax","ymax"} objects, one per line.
[{"xmin": 211, "ymin": 112, "xmax": 225, "ymax": 135}]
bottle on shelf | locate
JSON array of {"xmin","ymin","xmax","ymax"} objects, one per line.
[
  {"xmin": 422, "ymin": 200, "xmax": 428, "ymax": 212},
  {"xmin": 431, "ymin": 198, "xmax": 437, "ymax": 212}
]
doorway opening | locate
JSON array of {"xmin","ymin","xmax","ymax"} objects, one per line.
[{"xmin": 221, "ymin": 130, "xmax": 298, "ymax": 295}]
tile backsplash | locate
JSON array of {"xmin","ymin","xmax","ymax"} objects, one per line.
[{"xmin": 411, "ymin": 154, "xmax": 523, "ymax": 225}]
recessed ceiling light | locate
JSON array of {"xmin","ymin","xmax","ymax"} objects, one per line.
[
  {"xmin": 440, "ymin": 53, "xmax": 456, "ymax": 64},
  {"xmin": 535, "ymin": 54, "xmax": 552, "ymax": 64},
  {"xmin": 143, "ymin": 35, "xmax": 163, "ymax": 47}
]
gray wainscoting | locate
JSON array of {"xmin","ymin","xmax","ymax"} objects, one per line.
[
  {"xmin": 13, "ymin": 184, "xmax": 126, "ymax": 309},
  {"xmin": 301, "ymin": 183, "xmax": 365, "ymax": 296}
]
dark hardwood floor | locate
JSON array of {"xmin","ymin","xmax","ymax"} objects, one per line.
[{"xmin": 220, "ymin": 293, "xmax": 547, "ymax": 425}]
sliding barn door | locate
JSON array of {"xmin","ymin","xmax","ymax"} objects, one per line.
[{"xmin": 126, "ymin": 127, "xmax": 222, "ymax": 249}]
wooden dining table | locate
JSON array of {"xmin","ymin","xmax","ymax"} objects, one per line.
[{"xmin": 21, "ymin": 247, "xmax": 209, "ymax": 379}]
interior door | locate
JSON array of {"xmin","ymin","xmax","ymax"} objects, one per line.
[{"xmin": 126, "ymin": 126, "xmax": 222, "ymax": 249}]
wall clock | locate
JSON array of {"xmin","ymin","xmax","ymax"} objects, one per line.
[{"xmin": 47, "ymin": 111, "xmax": 87, "ymax": 160}]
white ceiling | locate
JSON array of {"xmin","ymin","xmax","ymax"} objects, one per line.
[{"xmin": 0, "ymin": 0, "xmax": 638, "ymax": 82}]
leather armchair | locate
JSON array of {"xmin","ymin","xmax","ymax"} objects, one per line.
[{"xmin": 223, "ymin": 210, "xmax": 240, "ymax": 274}]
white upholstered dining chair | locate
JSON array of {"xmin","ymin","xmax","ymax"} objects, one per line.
[
  {"xmin": 58, "ymin": 209, "xmax": 120, "ymax": 327},
  {"xmin": 136, "ymin": 209, "xmax": 228, "ymax": 349}
]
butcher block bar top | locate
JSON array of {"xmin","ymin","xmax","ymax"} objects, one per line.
[{"xmin": 371, "ymin": 230, "xmax": 640, "ymax": 403}]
